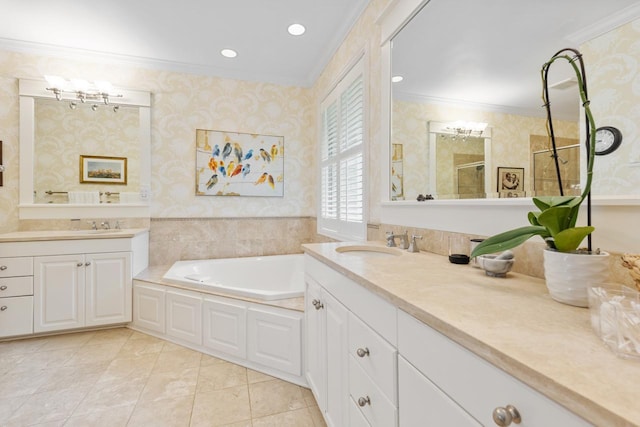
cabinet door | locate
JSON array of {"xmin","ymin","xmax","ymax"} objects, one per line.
[
  {"xmin": 398, "ymin": 356, "xmax": 481, "ymax": 427},
  {"xmin": 133, "ymin": 283, "xmax": 166, "ymax": 333},
  {"xmin": 202, "ymin": 297, "xmax": 247, "ymax": 358},
  {"xmin": 166, "ymin": 289, "xmax": 202, "ymax": 345},
  {"xmin": 0, "ymin": 296, "xmax": 33, "ymax": 337},
  {"xmin": 325, "ymin": 291, "xmax": 349, "ymax": 427},
  {"xmin": 247, "ymin": 306, "xmax": 302, "ymax": 376},
  {"xmin": 85, "ymin": 252, "xmax": 132, "ymax": 327},
  {"xmin": 34, "ymin": 254, "xmax": 85, "ymax": 332},
  {"xmin": 305, "ymin": 279, "xmax": 326, "ymax": 411}
]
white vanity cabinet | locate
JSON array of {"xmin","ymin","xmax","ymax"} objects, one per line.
[
  {"xmin": 34, "ymin": 251, "xmax": 132, "ymax": 333},
  {"xmin": 166, "ymin": 288, "xmax": 203, "ymax": 345},
  {"xmin": 304, "ymin": 255, "xmax": 398, "ymax": 427},
  {"xmin": 0, "ymin": 257, "xmax": 34, "ymax": 337}
]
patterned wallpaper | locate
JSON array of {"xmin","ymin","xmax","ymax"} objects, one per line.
[{"xmin": 582, "ymin": 19, "xmax": 640, "ymax": 195}]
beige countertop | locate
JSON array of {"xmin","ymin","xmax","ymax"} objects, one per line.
[
  {"xmin": 0, "ymin": 228, "xmax": 149, "ymax": 242},
  {"xmin": 303, "ymin": 241, "xmax": 640, "ymax": 427}
]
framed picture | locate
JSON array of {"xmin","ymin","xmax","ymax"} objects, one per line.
[
  {"xmin": 195, "ymin": 129, "xmax": 284, "ymax": 197},
  {"xmin": 497, "ymin": 167, "xmax": 524, "ymax": 197},
  {"xmin": 80, "ymin": 155, "xmax": 127, "ymax": 185}
]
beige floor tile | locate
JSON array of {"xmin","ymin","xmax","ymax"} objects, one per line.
[
  {"xmin": 64, "ymin": 403, "xmax": 135, "ymax": 427},
  {"xmin": 64, "ymin": 342, "xmax": 124, "ymax": 365},
  {"xmin": 127, "ymin": 394, "xmax": 194, "ymax": 427},
  {"xmin": 118, "ymin": 334, "xmax": 166, "ymax": 357},
  {"xmin": 200, "ymin": 353, "xmax": 229, "ymax": 367},
  {"xmin": 248, "ymin": 379, "xmax": 307, "ymax": 419},
  {"xmin": 7, "ymin": 386, "xmax": 90, "ymax": 425},
  {"xmin": 197, "ymin": 361, "xmax": 247, "ymax": 393},
  {"xmin": 138, "ymin": 366, "xmax": 198, "ymax": 403},
  {"xmin": 247, "ymin": 368, "xmax": 275, "ymax": 384},
  {"xmin": 0, "ymin": 336, "xmax": 48, "ymax": 356},
  {"xmin": 301, "ymin": 387, "xmax": 318, "ymax": 407},
  {"xmin": 37, "ymin": 331, "xmax": 96, "ymax": 351},
  {"xmin": 190, "ymin": 385, "xmax": 251, "ymax": 427},
  {"xmin": 72, "ymin": 375, "xmax": 147, "ymax": 416},
  {"xmin": 84, "ymin": 328, "xmax": 132, "ymax": 346},
  {"xmin": 98, "ymin": 353, "xmax": 158, "ymax": 383},
  {"xmin": 37, "ymin": 362, "xmax": 108, "ymax": 393},
  {"xmin": 0, "ymin": 369, "xmax": 54, "ymax": 399},
  {"xmin": 308, "ymin": 405, "xmax": 327, "ymax": 427},
  {"xmin": 153, "ymin": 346, "xmax": 202, "ymax": 373},
  {"xmin": 11, "ymin": 347, "xmax": 78, "ymax": 373},
  {"xmin": 251, "ymin": 408, "xmax": 315, "ymax": 427},
  {"xmin": 0, "ymin": 353, "xmax": 25, "ymax": 376},
  {"xmin": 0, "ymin": 395, "xmax": 29, "ymax": 420}
]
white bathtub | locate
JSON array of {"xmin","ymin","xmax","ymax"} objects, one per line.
[{"xmin": 162, "ymin": 254, "xmax": 304, "ymax": 300}]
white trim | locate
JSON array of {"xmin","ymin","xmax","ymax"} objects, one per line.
[{"xmin": 567, "ymin": 3, "xmax": 640, "ymax": 45}]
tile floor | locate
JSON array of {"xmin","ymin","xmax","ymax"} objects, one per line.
[{"xmin": 0, "ymin": 328, "xmax": 327, "ymax": 426}]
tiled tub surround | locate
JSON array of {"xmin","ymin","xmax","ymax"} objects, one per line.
[
  {"xmin": 149, "ymin": 217, "xmax": 332, "ymax": 266},
  {"xmin": 303, "ymin": 241, "xmax": 640, "ymax": 426},
  {"xmin": 0, "ymin": 328, "xmax": 325, "ymax": 426}
]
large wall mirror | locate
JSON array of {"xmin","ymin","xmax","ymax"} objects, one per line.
[
  {"xmin": 388, "ymin": 0, "xmax": 640, "ymax": 202},
  {"xmin": 19, "ymin": 79, "xmax": 151, "ymax": 219}
]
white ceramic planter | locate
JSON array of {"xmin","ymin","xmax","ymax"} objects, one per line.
[{"xmin": 543, "ymin": 249, "xmax": 610, "ymax": 307}]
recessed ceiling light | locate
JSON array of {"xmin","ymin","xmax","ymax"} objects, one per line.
[
  {"xmin": 221, "ymin": 48, "xmax": 238, "ymax": 58},
  {"xmin": 288, "ymin": 23, "xmax": 306, "ymax": 36},
  {"xmin": 391, "ymin": 75, "xmax": 404, "ymax": 83}
]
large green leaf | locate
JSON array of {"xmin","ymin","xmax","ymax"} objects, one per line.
[
  {"xmin": 532, "ymin": 196, "xmax": 579, "ymax": 211},
  {"xmin": 553, "ymin": 226, "xmax": 595, "ymax": 252},
  {"xmin": 537, "ymin": 206, "xmax": 574, "ymax": 236},
  {"xmin": 470, "ymin": 226, "xmax": 549, "ymax": 257}
]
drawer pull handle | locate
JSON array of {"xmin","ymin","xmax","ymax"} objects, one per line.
[
  {"xmin": 0, "ymin": 306, "xmax": 7, "ymax": 311},
  {"xmin": 77, "ymin": 262, "xmax": 84, "ymax": 267},
  {"xmin": 0, "ymin": 265, "xmax": 6, "ymax": 271},
  {"xmin": 312, "ymin": 299, "xmax": 324, "ymax": 310},
  {"xmin": 357, "ymin": 396, "xmax": 371, "ymax": 407},
  {"xmin": 356, "ymin": 347, "xmax": 370, "ymax": 358},
  {"xmin": 492, "ymin": 404, "xmax": 521, "ymax": 426},
  {"xmin": 85, "ymin": 262, "xmax": 91, "ymax": 266},
  {"xmin": 0, "ymin": 286, "xmax": 6, "ymax": 291}
]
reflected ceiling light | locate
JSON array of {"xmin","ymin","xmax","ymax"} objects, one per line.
[
  {"xmin": 44, "ymin": 75, "xmax": 123, "ymax": 106},
  {"xmin": 221, "ymin": 48, "xmax": 238, "ymax": 58},
  {"xmin": 444, "ymin": 120, "xmax": 488, "ymax": 140},
  {"xmin": 391, "ymin": 75, "xmax": 404, "ymax": 83},
  {"xmin": 288, "ymin": 23, "xmax": 306, "ymax": 36}
]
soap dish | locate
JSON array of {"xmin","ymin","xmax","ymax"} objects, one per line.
[{"xmin": 477, "ymin": 255, "xmax": 514, "ymax": 277}]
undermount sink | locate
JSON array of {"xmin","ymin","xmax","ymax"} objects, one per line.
[{"xmin": 335, "ymin": 245, "xmax": 402, "ymax": 257}]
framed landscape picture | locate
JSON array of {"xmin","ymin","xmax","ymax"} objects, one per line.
[{"xmin": 80, "ymin": 155, "xmax": 127, "ymax": 185}]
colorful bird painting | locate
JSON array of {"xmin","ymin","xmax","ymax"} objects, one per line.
[
  {"xmin": 242, "ymin": 163, "xmax": 251, "ymax": 178},
  {"xmin": 270, "ymin": 144, "xmax": 278, "ymax": 159},
  {"xmin": 233, "ymin": 143, "xmax": 243, "ymax": 163},
  {"xmin": 244, "ymin": 149, "xmax": 253, "ymax": 161},
  {"xmin": 208, "ymin": 157, "xmax": 218, "ymax": 171},
  {"xmin": 230, "ymin": 163, "xmax": 243, "ymax": 178},
  {"xmin": 206, "ymin": 174, "xmax": 218, "ymax": 190},
  {"xmin": 218, "ymin": 160, "xmax": 226, "ymax": 177},
  {"xmin": 222, "ymin": 142, "xmax": 232, "ymax": 160},
  {"xmin": 254, "ymin": 172, "xmax": 268, "ymax": 185},
  {"xmin": 259, "ymin": 148, "xmax": 271, "ymax": 163},
  {"xmin": 212, "ymin": 144, "xmax": 220, "ymax": 157},
  {"xmin": 227, "ymin": 161, "xmax": 236, "ymax": 176},
  {"xmin": 268, "ymin": 174, "xmax": 275, "ymax": 189}
]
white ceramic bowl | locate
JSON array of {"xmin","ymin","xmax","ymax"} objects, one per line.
[{"xmin": 477, "ymin": 255, "xmax": 514, "ymax": 277}]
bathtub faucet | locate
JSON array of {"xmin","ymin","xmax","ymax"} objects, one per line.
[{"xmin": 386, "ymin": 230, "xmax": 409, "ymax": 249}]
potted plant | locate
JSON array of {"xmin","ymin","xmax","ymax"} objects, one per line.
[{"xmin": 470, "ymin": 48, "xmax": 609, "ymax": 307}]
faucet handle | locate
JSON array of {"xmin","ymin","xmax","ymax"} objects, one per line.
[
  {"xmin": 386, "ymin": 231, "xmax": 397, "ymax": 247},
  {"xmin": 408, "ymin": 235, "xmax": 423, "ymax": 253},
  {"xmin": 87, "ymin": 220, "xmax": 97, "ymax": 230}
]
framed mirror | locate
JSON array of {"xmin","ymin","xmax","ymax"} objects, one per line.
[
  {"xmin": 386, "ymin": 0, "xmax": 640, "ymax": 202},
  {"xmin": 19, "ymin": 79, "xmax": 151, "ymax": 219}
]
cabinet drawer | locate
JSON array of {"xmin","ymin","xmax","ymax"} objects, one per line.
[
  {"xmin": 349, "ymin": 398, "xmax": 372, "ymax": 427},
  {"xmin": 0, "ymin": 296, "xmax": 33, "ymax": 337},
  {"xmin": 0, "ymin": 276, "xmax": 33, "ymax": 297},
  {"xmin": 398, "ymin": 310, "xmax": 590, "ymax": 426},
  {"xmin": 348, "ymin": 312, "xmax": 397, "ymax": 402},
  {"xmin": 0, "ymin": 257, "xmax": 33, "ymax": 277},
  {"xmin": 349, "ymin": 356, "xmax": 397, "ymax": 427}
]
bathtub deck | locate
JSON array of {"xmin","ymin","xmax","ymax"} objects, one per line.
[{"xmin": 135, "ymin": 265, "xmax": 305, "ymax": 312}]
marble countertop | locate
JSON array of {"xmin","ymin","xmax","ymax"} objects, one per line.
[
  {"xmin": 0, "ymin": 228, "xmax": 149, "ymax": 242},
  {"xmin": 303, "ymin": 241, "xmax": 640, "ymax": 427}
]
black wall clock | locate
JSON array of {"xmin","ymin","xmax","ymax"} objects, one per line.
[{"xmin": 593, "ymin": 126, "xmax": 623, "ymax": 155}]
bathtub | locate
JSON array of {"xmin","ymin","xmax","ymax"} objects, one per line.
[{"xmin": 162, "ymin": 254, "xmax": 304, "ymax": 300}]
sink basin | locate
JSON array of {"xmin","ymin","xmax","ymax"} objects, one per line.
[{"xmin": 335, "ymin": 245, "xmax": 401, "ymax": 257}]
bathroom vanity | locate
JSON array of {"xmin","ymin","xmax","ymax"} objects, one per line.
[
  {"xmin": 0, "ymin": 229, "xmax": 149, "ymax": 338},
  {"xmin": 303, "ymin": 242, "xmax": 639, "ymax": 427}
]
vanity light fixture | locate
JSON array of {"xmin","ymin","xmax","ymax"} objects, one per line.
[
  {"xmin": 391, "ymin": 75, "xmax": 404, "ymax": 83},
  {"xmin": 221, "ymin": 48, "xmax": 238, "ymax": 58},
  {"xmin": 444, "ymin": 120, "xmax": 488, "ymax": 140},
  {"xmin": 288, "ymin": 23, "xmax": 306, "ymax": 36},
  {"xmin": 44, "ymin": 75, "xmax": 123, "ymax": 107}
]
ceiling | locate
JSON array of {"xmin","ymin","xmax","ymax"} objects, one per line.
[
  {"xmin": 0, "ymin": 0, "xmax": 370, "ymax": 87},
  {"xmin": 392, "ymin": 0, "xmax": 640, "ymax": 121}
]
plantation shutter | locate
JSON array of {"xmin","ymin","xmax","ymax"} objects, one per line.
[{"xmin": 318, "ymin": 57, "xmax": 366, "ymax": 240}]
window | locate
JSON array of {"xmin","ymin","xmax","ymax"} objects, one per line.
[{"xmin": 318, "ymin": 57, "xmax": 366, "ymax": 241}]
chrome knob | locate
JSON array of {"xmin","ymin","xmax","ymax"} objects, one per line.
[
  {"xmin": 357, "ymin": 396, "xmax": 371, "ymax": 407},
  {"xmin": 492, "ymin": 404, "xmax": 521, "ymax": 426},
  {"xmin": 0, "ymin": 285, "xmax": 6, "ymax": 291},
  {"xmin": 0, "ymin": 265, "xmax": 6, "ymax": 270},
  {"xmin": 312, "ymin": 299, "xmax": 324, "ymax": 310},
  {"xmin": 85, "ymin": 262, "xmax": 91, "ymax": 266},
  {"xmin": 77, "ymin": 262, "xmax": 84, "ymax": 267},
  {"xmin": 1, "ymin": 306, "xmax": 7, "ymax": 311},
  {"xmin": 356, "ymin": 347, "xmax": 370, "ymax": 357}
]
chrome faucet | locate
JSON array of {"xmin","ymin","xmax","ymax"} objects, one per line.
[
  {"xmin": 408, "ymin": 235, "xmax": 423, "ymax": 253},
  {"xmin": 88, "ymin": 221, "xmax": 97, "ymax": 230},
  {"xmin": 100, "ymin": 221, "xmax": 110, "ymax": 230},
  {"xmin": 386, "ymin": 230, "xmax": 409, "ymax": 249}
]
